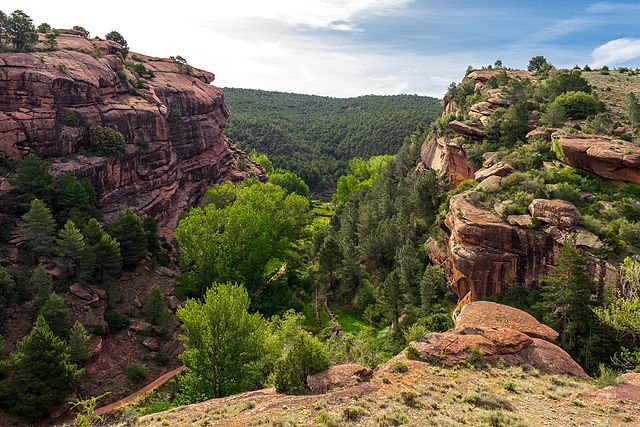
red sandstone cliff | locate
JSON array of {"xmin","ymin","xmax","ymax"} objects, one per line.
[{"xmin": 0, "ymin": 31, "xmax": 263, "ymax": 232}]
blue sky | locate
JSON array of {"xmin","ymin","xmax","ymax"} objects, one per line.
[{"xmin": 4, "ymin": 1, "xmax": 640, "ymax": 97}]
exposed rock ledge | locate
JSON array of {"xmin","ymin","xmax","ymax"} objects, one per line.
[{"xmin": 0, "ymin": 32, "xmax": 264, "ymax": 232}]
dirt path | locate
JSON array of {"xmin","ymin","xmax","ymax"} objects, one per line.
[{"xmin": 92, "ymin": 366, "xmax": 185, "ymax": 417}]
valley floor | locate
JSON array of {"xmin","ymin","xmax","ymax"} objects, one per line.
[{"xmin": 107, "ymin": 356, "xmax": 639, "ymax": 427}]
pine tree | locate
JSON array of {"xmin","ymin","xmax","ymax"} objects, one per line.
[
  {"xmin": 20, "ymin": 198, "xmax": 56, "ymax": 260},
  {"xmin": 537, "ymin": 243, "xmax": 602, "ymax": 371},
  {"xmin": 143, "ymin": 215, "xmax": 160, "ymax": 256},
  {"xmin": 68, "ymin": 321, "xmax": 91, "ymax": 366},
  {"xmin": 56, "ymin": 220, "xmax": 87, "ymax": 279},
  {"xmin": 144, "ymin": 284, "xmax": 167, "ymax": 324},
  {"xmin": 108, "ymin": 209, "xmax": 148, "ymax": 268},
  {"xmin": 29, "ymin": 266, "xmax": 52, "ymax": 313},
  {"xmin": 0, "ymin": 316, "xmax": 81, "ymax": 421},
  {"xmin": 82, "ymin": 219, "xmax": 122, "ymax": 285},
  {"xmin": 0, "ymin": 266, "xmax": 16, "ymax": 314},
  {"xmin": 54, "ymin": 172, "xmax": 99, "ymax": 225},
  {"xmin": 9, "ymin": 154, "xmax": 54, "ymax": 207},
  {"xmin": 38, "ymin": 293, "xmax": 71, "ymax": 339}
]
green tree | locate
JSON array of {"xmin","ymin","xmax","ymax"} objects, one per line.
[
  {"xmin": 0, "ymin": 316, "xmax": 82, "ymax": 421},
  {"xmin": 143, "ymin": 216, "xmax": 160, "ymax": 256},
  {"xmin": 68, "ymin": 321, "xmax": 91, "ymax": 366},
  {"xmin": 72, "ymin": 26, "xmax": 89, "ymax": 38},
  {"xmin": 20, "ymin": 199, "xmax": 56, "ymax": 260},
  {"xmin": 541, "ymin": 102, "xmax": 567, "ymax": 127},
  {"xmin": 5, "ymin": 10, "xmax": 37, "ymax": 52},
  {"xmin": 10, "ymin": 154, "xmax": 55, "ymax": 207},
  {"xmin": 500, "ymin": 101, "xmax": 530, "ymax": 145},
  {"xmin": 273, "ymin": 334, "xmax": 329, "ymax": 394},
  {"xmin": 595, "ymin": 257, "xmax": 640, "ymax": 336},
  {"xmin": 89, "ymin": 126, "xmax": 126, "ymax": 157},
  {"xmin": 176, "ymin": 283, "xmax": 269, "ymax": 402},
  {"xmin": 528, "ymin": 56, "xmax": 551, "ymax": 74},
  {"xmin": 628, "ymin": 92, "xmax": 640, "ymax": 129},
  {"xmin": 175, "ymin": 179, "xmax": 309, "ymax": 300},
  {"xmin": 105, "ymin": 30, "xmax": 128, "ymax": 54},
  {"xmin": 108, "ymin": 209, "xmax": 148, "ymax": 269},
  {"xmin": 420, "ymin": 264, "xmax": 447, "ymax": 311},
  {"xmin": 0, "ymin": 266, "xmax": 16, "ymax": 318},
  {"xmin": 333, "ymin": 155, "xmax": 393, "ymax": 204},
  {"xmin": 38, "ymin": 293, "xmax": 71, "ymax": 339},
  {"xmin": 144, "ymin": 284, "xmax": 168, "ymax": 324},
  {"xmin": 536, "ymin": 243, "xmax": 610, "ymax": 371},
  {"xmin": 29, "ymin": 266, "xmax": 52, "ymax": 313},
  {"xmin": 83, "ymin": 219, "xmax": 122, "ymax": 284},
  {"xmin": 543, "ymin": 70, "xmax": 592, "ymax": 100},
  {"xmin": 44, "ymin": 33, "xmax": 57, "ymax": 51},
  {"xmin": 36, "ymin": 22, "xmax": 51, "ymax": 33},
  {"xmin": 550, "ymin": 91, "xmax": 602, "ymax": 119},
  {"xmin": 54, "ymin": 172, "xmax": 99, "ymax": 225},
  {"xmin": 56, "ymin": 220, "xmax": 89, "ymax": 279},
  {"xmin": 269, "ymin": 169, "xmax": 310, "ymax": 196},
  {"xmin": 249, "ymin": 149, "xmax": 274, "ymax": 174}
]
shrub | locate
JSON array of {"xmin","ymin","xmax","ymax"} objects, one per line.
[
  {"xmin": 462, "ymin": 391, "xmax": 514, "ymax": 411},
  {"xmin": 126, "ymin": 362, "xmax": 147, "ymax": 383},
  {"xmin": 62, "ymin": 111, "xmax": 81, "ymax": 127},
  {"xmin": 343, "ymin": 406, "xmax": 366, "ymax": 421},
  {"xmin": 391, "ymin": 361, "xmax": 409, "ymax": 373},
  {"xmin": 464, "ymin": 347, "xmax": 486, "ymax": 368},
  {"xmin": 273, "ymin": 334, "xmax": 329, "ymax": 394},
  {"xmin": 550, "ymin": 91, "xmax": 602, "ymax": 119},
  {"xmin": 90, "ymin": 126, "xmax": 126, "ymax": 157},
  {"xmin": 105, "ymin": 310, "xmax": 130, "ymax": 333}
]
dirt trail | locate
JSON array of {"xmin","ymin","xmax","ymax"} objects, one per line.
[{"xmin": 92, "ymin": 366, "xmax": 185, "ymax": 417}]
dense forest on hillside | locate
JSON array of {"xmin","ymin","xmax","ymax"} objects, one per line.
[{"xmin": 224, "ymin": 89, "xmax": 441, "ymax": 192}]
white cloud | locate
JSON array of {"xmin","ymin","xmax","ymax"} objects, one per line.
[
  {"xmin": 591, "ymin": 38, "xmax": 640, "ymax": 67},
  {"xmin": 586, "ymin": 2, "xmax": 640, "ymax": 13}
]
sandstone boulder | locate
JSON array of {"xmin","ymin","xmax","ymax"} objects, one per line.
[
  {"xmin": 455, "ymin": 301, "xmax": 559, "ymax": 342},
  {"xmin": 476, "ymin": 175, "xmax": 502, "ymax": 192},
  {"xmin": 586, "ymin": 372, "xmax": 640, "ymax": 403},
  {"xmin": 528, "ymin": 199, "xmax": 579, "ymax": 228},
  {"xmin": 449, "ymin": 120, "xmax": 486, "ymax": 141},
  {"xmin": 474, "ymin": 162, "xmax": 513, "ymax": 182},
  {"xmin": 69, "ymin": 283, "xmax": 95, "ymax": 302},
  {"xmin": 410, "ymin": 326, "xmax": 587, "ymax": 378},
  {"xmin": 168, "ymin": 296, "xmax": 181, "ymax": 310},
  {"xmin": 306, "ymin": 364, "xmax": 373, "ymax": 394},
  {"xmin": 157, "ymin": 266, "xmax": 177, "ymax": 278},
  {"xmin": 555, "ymin": 134, "xmax": 640, "ymax": 185},
  {"xmin": 526, "ymin": 127, "xmax": 556, "ymax": 141},
  {"xmin": 544, "ymin": 226, "xmax": 603, "ymax": 249},
  {"xmin": 143, "ymin": 337, "xmax": 160, "ymax": 351}
]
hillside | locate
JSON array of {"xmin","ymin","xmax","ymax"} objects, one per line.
[{"xmin": 223, "ymin": 88, "xmax": 441, "ymax": 192}]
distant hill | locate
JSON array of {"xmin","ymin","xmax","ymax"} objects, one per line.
[{"xmin": 223, "ymin": 88, "xmax": 441, "ymax": 192}]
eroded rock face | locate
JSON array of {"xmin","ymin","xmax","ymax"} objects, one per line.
[
  {"xmin": 419, "ymin": 130, "xmax": 475, "ymax": 189},
  {"xmin": 555, "ymin": 133, "xmax": 640, "ymax": 185},
  {"xmin": 439, "ymin": 193, "xmax": 556, "ymax": 300},
  {"xmin": 0, "ymin": 34, "xmax": 263, "ymax": 233},
  {"xmin": 455, "ymin": 301, "xmax": 559, "ymax": 342}
]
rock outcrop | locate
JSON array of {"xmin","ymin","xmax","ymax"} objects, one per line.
[
  {"xmin": 419, "ymin": 129, "xmax": 474, "ymax": 189},
  {"xmin": 410, "ymin": 302, "xmax": 587, "ymax": 378},
  {"xmin": 306, "ymin": 364, "xmax": 373, "ymax": 394},
  {"xmin": 455, "ymin": 301, "xmax": 559, "ymax": 342},
  {"xmin": 528, "ymin": 198, "xmax": 580, "ymax": 228},
  {"xmin": 0, "ymin": 32, "xmax": 263, "ymax": 232},
  {"xmin": 555, "ymin": 133, "xmax": 640, "ymax": 185},
  {"xmin": 438, "ymin": 192, "xmax": 556, "ymax": 299}
]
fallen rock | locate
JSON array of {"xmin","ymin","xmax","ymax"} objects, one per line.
[
  {"xmin": 528, "ymin": 199, "xmax": 579, "ymax": 228},
  {"xmin": 130, "ymin": 320, "xmax": 151, "ymax": 333},
  {"xmin": 482, "ymin": 151, "xmax": 500, "ymax": 168},
  {"xmin": 507, "ymin": 214, "xmax": 533, "ymax": 228},
  {"xmin": 89, "ymin": 336, "xmax": 104, "ymax": 360},
  {"xmin": 143, "ymin": 337, "xmax": 160, "ymax": 351},
  {"xmin": 476, "ymin": 175, "xmax": 502, "ymax": 192},
  {"xmin": 455, "ymin": 301, "xmax": 559, "ymax": 342},
  {"xmin": 69, "ymin": 283, "xmax": 95, "ymax": 302},
  {"xmin": 475, "ymin": 162, "xmax": 513, "ymax": 182},
  {"xmin": 133, "ymin": 297, "xmax": 143, "ymax": 308},
  {"xmin": 500, "ymin": 338, "xmax": 588, "ymax": 378},
  {"xmin": 168, "ymin": 296, "xmax": 181, "ymax": 310},
  {"xmin": 527, "ymin": 127, "xmax": 556, "ymax": 141},
  {"xmin": 157, "ymin": 266, "xmax": 177, "ymax": 278},
  {"xmin": 306, "ymin": 364, "xmax": 373, "ymax": 394},
  {"xmin": 96, "ymin": 288, "xmax": 108, "ymax": 300}
]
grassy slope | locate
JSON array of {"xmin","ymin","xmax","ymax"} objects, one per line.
[
  {"xmin": 109, "ymin": 359, "xmax": 638, "ymax": 426},
  {"xmin": 583, "ymin": 70, "xmax": 640, "ymax": 121}
]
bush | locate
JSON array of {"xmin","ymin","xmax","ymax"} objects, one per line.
[
  {"xmin": 105, "ymin": 310, "xmax": 130, "ymax": 333},
  {"xmin": 62, "ymin": 111, "xmax": 81, "ymax": 127},
  {"xmin": 273, "ymin": 334, "xmax": 329, "ymax": 394},
  {"xmin": 90, "ymin": 127, "xmax": 126, "ymax": 157},
  {"xmin": 126, "ymin": 362, "xmax": 147, "ymax": 383},
  {"xmin": 550, "ymin": 91, "xmax": 602, "ymax": 119},
  {"xmin": 391, "ymin": 361, "xmax": 409, "ymax": 373}
]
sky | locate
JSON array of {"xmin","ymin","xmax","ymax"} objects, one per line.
[{"xmin": 3, "ymin": 1, "xmax": 640, "ymax": 97}]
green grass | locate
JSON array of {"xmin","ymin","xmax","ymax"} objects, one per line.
[{"xmin": 331, "ymin": 306, "xmax": 373, "ymax": 334}]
